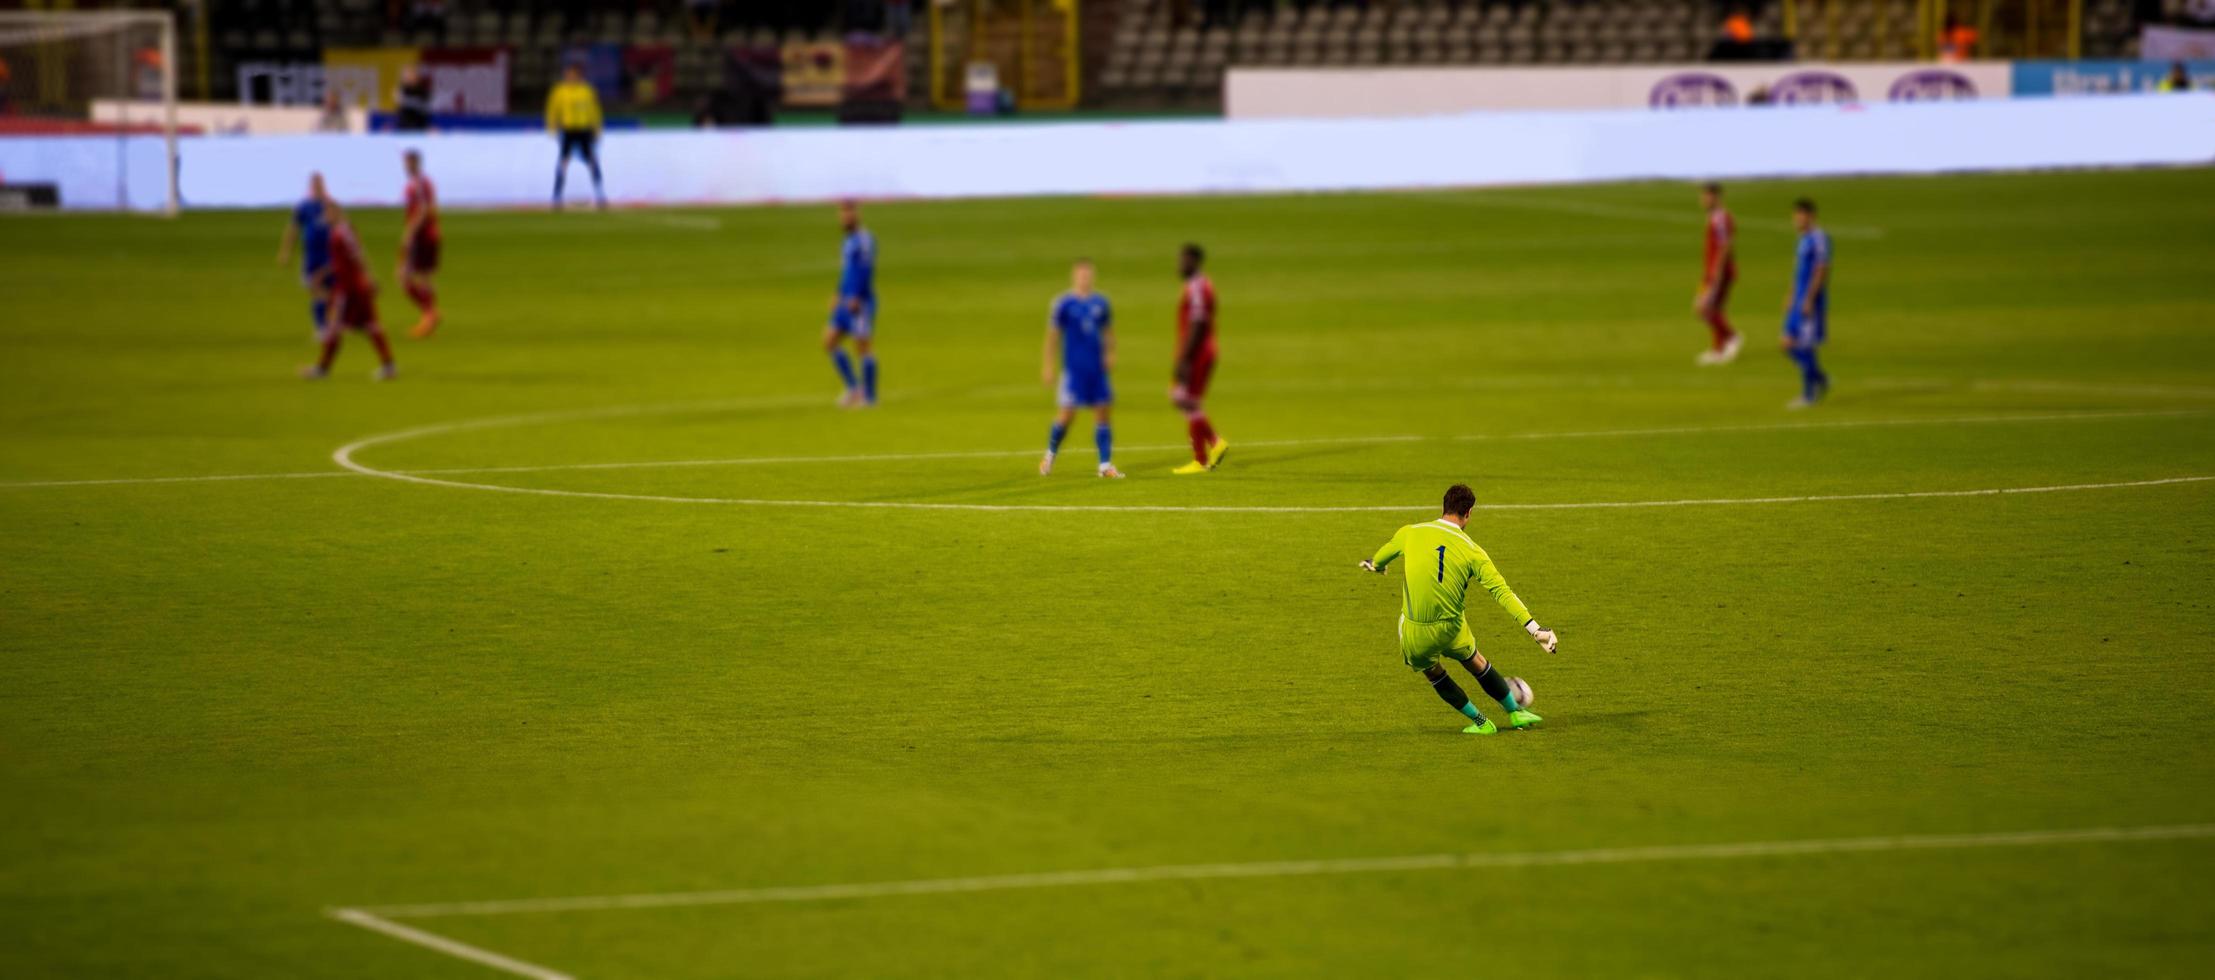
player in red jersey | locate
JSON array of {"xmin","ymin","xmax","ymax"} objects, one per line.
[
  {"xmin": 1695, "ymin": 182, "xmax": 1742, "ymax": 365},
  {"xmin": 399, "ymin": 148, "xmax": 443, "ymax": 339},
  {"xmin": 302, "ymin": 201, "xmax": 397, "ymax": 381},
  {"xmin": 1169, "ymin": 242, "xmax": 1229, "ymax": 475}
]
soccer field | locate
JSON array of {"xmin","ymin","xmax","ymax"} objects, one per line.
[{"xmin": 4, "ymin": 168, "xmax": 2214, "ymax": 978}]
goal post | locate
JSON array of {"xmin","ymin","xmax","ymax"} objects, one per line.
[{"xmin": 0, "ymin": 10, "xmax": 179, "ymax": 214}]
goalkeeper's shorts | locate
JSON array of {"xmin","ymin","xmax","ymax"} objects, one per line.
[{"xmin": 1398, "ymin": 615, "xmax": 1476, "ymax": 672}]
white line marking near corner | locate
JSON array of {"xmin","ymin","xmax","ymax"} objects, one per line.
[
  {"xmin": 347, "ymin": 823, "xmax": 2215, "ymax": 922},
  {"xmin": 328, "ymin": 908, "xmax": 573, "ymax": 980}
]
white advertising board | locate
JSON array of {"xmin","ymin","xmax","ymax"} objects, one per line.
[
  {"xmin": 1227, "ymin": 62, "xmax": 2013, "ymax": 118},
  {"xmin": 92, "ymin": 100, "xmax": 369, "ymax": 136},
  {"xmin": 2, "ymin": 93, "xmax": 2209, "ymax": 211}
]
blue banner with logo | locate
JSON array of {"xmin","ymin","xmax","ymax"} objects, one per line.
[{"xmin": 2012, "ymin": 60, "xmax": 2215, "ymax": 96}]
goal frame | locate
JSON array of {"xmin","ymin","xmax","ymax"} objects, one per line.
[{"xmin": 0, "ymin": 10, "xmax": 178, "ymax": 215}]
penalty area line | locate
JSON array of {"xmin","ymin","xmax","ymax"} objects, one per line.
[
  {"xmin": 327, "ymin": 907, "xmax": 573, "ymax": 980},
  {"xmin": 349, "ymin": 823, "xmax": 2215, "ymax": 921}
]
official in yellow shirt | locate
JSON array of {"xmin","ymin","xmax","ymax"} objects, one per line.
[{"xmin": 546, "ymin": 64, "xmax": 605, "ymax": 209}]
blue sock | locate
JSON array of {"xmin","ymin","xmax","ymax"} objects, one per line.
[
  {"xmin": 310, "ymin": 299, "xmax": 328, "ymax": 331},
  {"xmin": 1047, "ymin": 422, "xmax": 1068, "ymax": 454},
  {"xmin": 1095, "ymin": 424, "xmax": 1112, "ymax": 465},
  {"xmin": 831, "ymin": 349, "xmax": 857, "ymax": 390},
  {"xmin": 861, "ymin": 356, "xmax": 878, "ymax": 402},
  {"xmin": 1792, "ymin": 347, "xmax": 1826, "ymax": 399}
]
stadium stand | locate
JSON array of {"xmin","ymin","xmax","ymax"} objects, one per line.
[
  {"xmin": 1097, "ymin": 0, "xmax": 2149, "ymax": 106},
  {"xmin": 96, "ymin": 0, "xmax": 2164, "ymax": 113}
]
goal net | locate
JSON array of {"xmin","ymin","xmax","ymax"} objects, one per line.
[{"xmin": 0, "ymin": 10, "xmax": 177, "ymax": 213}]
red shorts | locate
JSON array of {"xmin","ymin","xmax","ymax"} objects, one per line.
[
  {"xmin": 407, "ymin": 235, "xmax": 441, "ymax": 274},
  {"xmin": 330, "ymin": 287, "xmax": 378, "ymax": 329},
  {"xmin": 1706, "ymin": 265, "xmax": 1736, "ymax": 305},
  {"xmin": 1181, "ymin": 355, "xmax": 1217, "ymax": 401}
]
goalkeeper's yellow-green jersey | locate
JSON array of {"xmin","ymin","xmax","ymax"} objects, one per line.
[{"xmin": 1372, "ymin": 518, "xmax": 1534, "ymax": 627}]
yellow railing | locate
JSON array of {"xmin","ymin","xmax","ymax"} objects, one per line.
[{"xmin": 932, "ymin": 0, "xmax": 1081, "ymax": 112}]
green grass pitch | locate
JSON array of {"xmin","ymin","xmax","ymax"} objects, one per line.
[{"xmin": 4, "ymin": 168, "xmax": 2214, "ymax": 978}]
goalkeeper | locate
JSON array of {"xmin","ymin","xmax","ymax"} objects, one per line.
[{"xmin": 1360, "ymin": 483, "xmax": 1558, "ymax": 734}]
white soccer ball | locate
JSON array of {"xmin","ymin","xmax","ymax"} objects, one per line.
[{"xmin": 1508, "ymin": 676, "xmax": 1534, "ymax": 709}]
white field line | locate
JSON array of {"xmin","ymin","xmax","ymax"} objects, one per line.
[
  {"xmin": 314, "ymin": 465, "xmax": 2215, "ymax": 513},
  {"xmin": 393, "ymin": 409, "xmax": 2206, "ymax": 478},
  {"xmin": 605, "ymin": 210, "xmax": 724, "ymax": 231},
  {"xmin": 327, "ymin": 908, "xmax": 573, "ymax": 980},
  {"xmin": 1440, "ymin": 193, "xmax": 1888, "ymax": 240},
  {"xmin": 350, "ymin": 823, "xmax": 2215, "ymax": 921},
  {"xmin": 4, "ymin": 407, "xmax": 2204, "ymax": 493}
]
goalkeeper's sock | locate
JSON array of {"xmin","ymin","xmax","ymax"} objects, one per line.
[
  {"xmin": 830, "ymin": 349, "xmax": 858, "ymax": 391},
  {"xmin": 1466, "ymin": 659, "xmax": 1520, "ymax": 712},
  {"xmin": 1429, "ymin": 672, "xmax": 1484, "ymax": 722}
]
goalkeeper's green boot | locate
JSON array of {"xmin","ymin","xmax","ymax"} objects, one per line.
[
  {"xmin": 1507, "ymin": 709, "xmax": 1544, "ymax": 730},
  {"xmin": 1462, "ymin": 718, "xmax": 1498, "ymax": 735}
]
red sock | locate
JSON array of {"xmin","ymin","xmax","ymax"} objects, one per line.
[
  {"xmin": 317, "ymin": 330, "xmax": 342, "ymax": 370},
  {"xmin": 1187, "ymin": 414, "xmax": 1216, "ymax": 462},
  {"xmin": 366, "ymin": 327, "xmax": 395, "ymax": 365},
  {"xmin": 406, "ymin": 281, "xmax": 436, "ymax": 313},
  {"xmin": 1705, "ymin": 309, "xmax": 1735, "ymax": 348}
]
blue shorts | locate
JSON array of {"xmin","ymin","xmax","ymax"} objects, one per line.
[
  {"xmin": 1057, "ymin": 370, "xmax": 1112, "ymax": 409},
  {"xmin": 829, "ymin": 296, "xmax": 876, "ymax": 340},
  {"xmin": 1783, "ymin": 303, "xmax": 1828, "ymax": 346}
]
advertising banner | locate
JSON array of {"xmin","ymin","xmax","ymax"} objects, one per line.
[
  {"xmin": 419, "ymin": 46, "xmax": 511, "ymax": 115},
  {"xmin": 2141, "ymin": 24, "xmax": 2215, "ymax": 61},
  {"xmin": 561, "ymin": 43, "xmax": 626, "ymax": 105},
  {"xmin": 782, "ymin": 41, "xmax": 846, "ymax": 107},
  {"xmin": 2012, "ymin": 59, "xmax": 2215, "ymax": 95},
  {"xmin": 623, "ymin": 45, "xmax": 678, "ymax": 106},
  {"xmin": 322, "ymin": 47, "xmax": 424, "ymax": 111},
  {"xmin": 843, "ymin": 36, "xmax": 907, "ymax": 104},
  {"xmin": 233, "ymin": 52, "xmax": 325, "ymax": 106},
  {"xmin": 1227, "ymin": 62, "xmax": 2011, "ymax": 118},
  {"xmin": 15, "ymin": 93, "xmax": 2215, "ymax": 211}
]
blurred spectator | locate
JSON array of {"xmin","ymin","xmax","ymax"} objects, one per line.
[
  {"xmin": 1710, "ymin": 6, "xmax": 1771, "ymax": 60},
  {"xmin": 393, "ymin": 65, "xmax": 432, "ymax": 132},
  {"xmin": 1939, "ymin": 14, "xmax": 1978, "ymax": 62},
  {"xmin": 315, "ymin": 90, "xmax": 350, "ymax": 133},
  {"xmin": 686, "ymin": 0, "xmax": 720, "ymax": 40},
  {"xmin": 886, "ymin": 0, "xmax": 914, "ymax": 37},
  {"xmin": 0, "ymin": 55, "xmax": 12, "ymax": 115},
  {"xmin": 406, "ymin": 0, "xmax": 449, "ymax": 36},
  {"xmin": 1723, "ymin": 7, "xmax": 1754, "ymax": 43},
  {"xmin": 2158, "ymin": 61, "xmax": 2191, "ymax": 91}
]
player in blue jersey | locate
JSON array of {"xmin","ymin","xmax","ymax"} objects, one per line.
[
  {"xmin": 276, "ymin": 172, "xmax": 334, "ymax": 334},
  {"xmin": 824, "ymin": 200, "xmax": 879, "ymax": 408},
  {"xmin": 1781, "ymin": 197, "xmax": 1832, "ymax": 409},
  {"xmin": 1039, "ymin": 259, "xmax": 1124, "ymax": 479}
]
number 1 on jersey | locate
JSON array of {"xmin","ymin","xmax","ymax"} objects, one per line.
[{"xmin": 1435, "ymin": 545, "xmax": 1446, "ymax": 582}]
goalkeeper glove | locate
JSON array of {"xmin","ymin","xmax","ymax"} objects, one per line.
[{"xmin": 1525, "ymin": 619, "xmax": 1559, "ymax": 653}]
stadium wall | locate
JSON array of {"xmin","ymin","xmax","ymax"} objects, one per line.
[{"xmin": 2, "ymin": 94, "xmax": 2210, "ymax": 212}]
